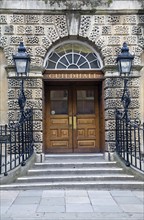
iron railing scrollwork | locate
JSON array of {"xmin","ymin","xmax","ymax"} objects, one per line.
[
  {"xmin": 115, "ymin": 109, "xmax": 144, "ymax": 171},
  {"xmin": 0, "ymin": 108, "xmax": 34, "ymax": 176}
]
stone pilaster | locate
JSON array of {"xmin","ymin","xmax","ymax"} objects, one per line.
[
  {"xmin": 7, "ymin": 70, "xmax": 43, "ymax": 153},
  {"xmin": 104, "ymin": 68, "xmax": 141, "ymax": 152}
]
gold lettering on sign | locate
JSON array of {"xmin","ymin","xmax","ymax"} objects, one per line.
[{"xmin": 45, "ymin": 73, "xmax": 103, "ymax": 80}]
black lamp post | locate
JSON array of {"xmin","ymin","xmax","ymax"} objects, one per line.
[
  {"xmin": 117, "ymin": 42, "xmax": 134, "ymax": 77},
  {"xmin": 117, "ymin": 42, "xmax": 134, "ymax": 119},
  {"xmin": 116, "ymin": 42, "xmax": 134, "ymax": 166},
  {"xmin": 13, "ymin": 42, "xmax": 31, "ymax": 166},
  {"xmin": 13, "ymin": 42, "xmax": 31, "ymax": 122}
]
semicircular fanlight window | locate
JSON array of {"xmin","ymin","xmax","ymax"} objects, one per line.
[{"xmin": 45, "ymin": 43, "xmax": 102, "ymax": 70}]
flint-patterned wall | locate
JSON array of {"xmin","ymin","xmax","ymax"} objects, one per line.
[
  {"xmin": 7, "ymin": 78, "xmax": 43, "ymax": 153},
  {"xmin": 104, "ymin": 77, "xmax": 141, "ymax": 152},
  {"xmin": 0, "ymin": 12, "xmax": 144, "ymax": 152}
]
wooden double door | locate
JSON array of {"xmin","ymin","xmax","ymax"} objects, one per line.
[{"xmin": 44, "ymin": 85, "xmax": 100, "ymax": 153}]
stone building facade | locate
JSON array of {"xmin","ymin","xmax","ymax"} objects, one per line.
[{"xmin": 0, "ymin": 0, "xmax": 144, "ymax": 155}]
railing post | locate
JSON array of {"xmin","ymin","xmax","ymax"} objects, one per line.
[
  {"xmin": 21, "ymin": 121, "xmax": 26, "ymax": 166},
  {"xmin": 121, "ymin": 78, "xmax": 130, "ymax": 166},
  {"xmin": 125, "ymin": 109, "xmax": 130, "ymax": 166}
]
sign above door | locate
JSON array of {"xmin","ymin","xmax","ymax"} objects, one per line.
[{"xmin": 43, "ymin": 70, "xmax": 104, "ymax": 81}]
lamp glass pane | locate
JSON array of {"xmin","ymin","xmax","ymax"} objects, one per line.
[
  {"xmin": 120, "ymin": 59, "xmax": 131, "ymax": 73},
  {"xmin": 117, "ymin": 61, "xmax": 121, "ymax": 74},
  {"xmin": 15, "ymin": 59, "xmax": 27, "ymax": 74}
]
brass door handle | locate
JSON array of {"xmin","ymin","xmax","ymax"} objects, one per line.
[
  {"xmin": 73, "ymin": 116, "xmax": 77, "ymax": 129},
  {"xmin": 69, "ymin": 116, "xmax": 72, "ymax": 125}
]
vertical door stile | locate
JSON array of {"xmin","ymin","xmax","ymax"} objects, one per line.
[
  {"xmin": 95, "ymin": 86, "xmax": 100, "ymax": 151},
  {"xmin": 72, "ymin": 86, "xmax": 77, "ymax": 151},
  {"xmin": 68, "ymin": 87, "xmax": 73, "ymax": 150}
]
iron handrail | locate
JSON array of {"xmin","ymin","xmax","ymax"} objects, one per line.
[
  {"xmin": 115, "ymin": 109, "xmax": 144, "ymax": 171},
  {"xmin": 0, "ymin": 108, "xmax": 34, "ymax": 176}
]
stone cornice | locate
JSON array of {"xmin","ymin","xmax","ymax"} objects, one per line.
[
  {"xmin": 0, "ymin": 9, "xmax": 144, "ymax": 14},
  {"xmin": 5, "ymin": 65, "xmax": 43, "ymax": 77},
  {"xmin": 5, "ymin": 65, "xmax": 143, "ymax": 77},
  {"xmin": 0, "ymin": 0, "xmax": 143, "ymax": 13},
  {"xmin": 102, "ymin": 65, "xmax": 143, "ymax": 74}
]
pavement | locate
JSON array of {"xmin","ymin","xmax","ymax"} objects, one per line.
[{"xmin": 0, "ymin": 189, "xmax": 144, "ymax": 220}]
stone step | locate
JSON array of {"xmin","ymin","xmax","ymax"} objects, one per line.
[
  {"xmin": 0, "ymin": 181, "xmax": 143, "ymax": 190},
  {"xmin": 28, "ymin": 167, "xmax": 123, "ymax": 176},
  {"xmin": 34, "ymin": 161, "xmax": 117, "ymax": 169},
  {"xmin": 44, "ymin": 153, "xmax": 104, "ymax": 162},
  {"xmin": 1, "ymin": 153, "xmax": 143, "ymax": 190},
  {"xmin": 45, "ymin": 153, "xmax": 104, "ymax": 158},
  {"xmin": 17, "ymin": 174, "xmax": 135, "ymax": 183}
]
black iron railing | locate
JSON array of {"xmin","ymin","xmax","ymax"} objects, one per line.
[
  {"xmin": 115, "ymin": 109, "xmax": 144, "ymax": 171},
  {"xmin": 0, "ymin": 109, "xmax": 34, "ymax": 176}
]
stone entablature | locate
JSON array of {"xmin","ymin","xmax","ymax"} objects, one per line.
[
  {"xmin": 0, "ymin": 0, "xmax": 143, "ymax": 152},
  {"xmin": 0, "ymin": 0, "xmax": 143, "ymax": 10},
  {"xmin": 0, "ymin": 13, "xmax": 143, "ymax": 69}
]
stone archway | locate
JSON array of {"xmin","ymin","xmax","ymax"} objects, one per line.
[{"xmin": 43, "ymin": 40, "xmax": 105, "ymax": 153}]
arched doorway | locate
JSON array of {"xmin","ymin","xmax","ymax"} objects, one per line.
[{"xmin": 43, "ymin": 40, "xmax": 105, "ymax": 153}]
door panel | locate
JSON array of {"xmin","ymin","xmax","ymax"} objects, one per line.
[
  {"xmin": 74, "ymin": 88, "xmax": 99, "ymax": 152},
  {"xmin": 49, "ymin": 116, "xmax": 69, "ymax": 148},
  {"xmin": 76, "ymin": 90, "xmax": 95, "ymax": 114},
  {"xmin": 76, "ymin": 117, "xmax": 99, "ymax": 150},
  {"xmin": 44, "ymin": 86, "xmax": 100, "ymax": 153},
  {"xmin": 45, "ymin": 88, "xmax": 72, "ymax": 153}
]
